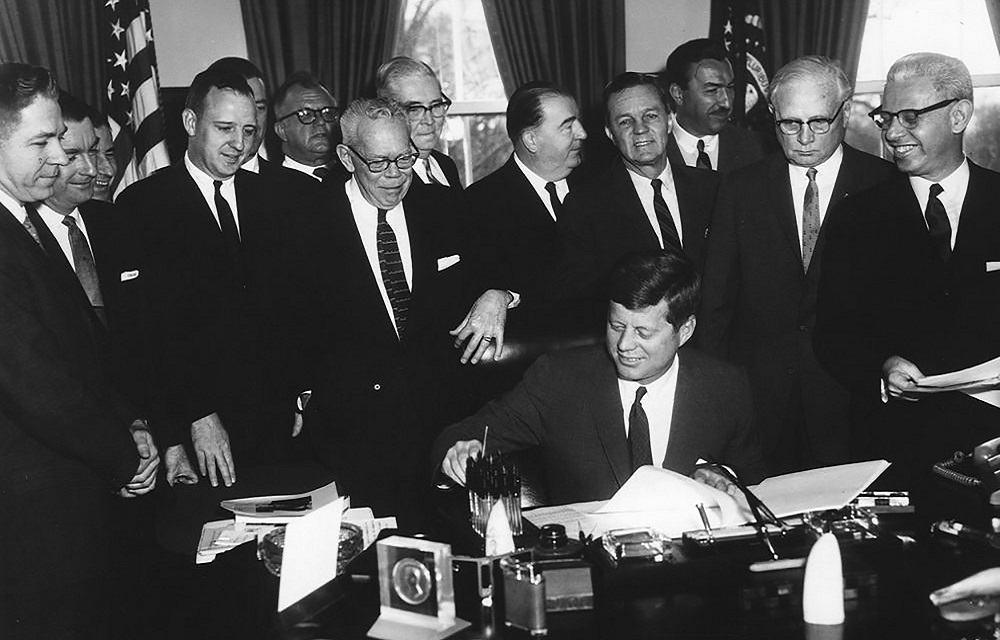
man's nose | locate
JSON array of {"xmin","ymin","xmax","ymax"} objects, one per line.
[
  {"xmin": 718, "ymin": 89, "xmax": 733, "ymax": 110},
  {"xmin": 79, "ymin": 152, "xmax": 97, "ymax": 177},
  {"xmin": 797, "ymin": 125, "xmax": 815, "ymax": 145},
  {"xmin": 617, "ymin": 328, "xmax": 637, "ymax": 351}
]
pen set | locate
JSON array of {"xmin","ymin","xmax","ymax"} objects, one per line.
[{"xmin": 466, "ymin": 451, "xmax": 524, "ymax": 537}]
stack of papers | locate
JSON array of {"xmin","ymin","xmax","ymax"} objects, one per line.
[
  {"xmin": 221, "ymin": 480, "xmax": 341, "ymax": 525},
  {"xmin": 915, "ymin": 355, "xmax": 1000, "ymax": 408}
]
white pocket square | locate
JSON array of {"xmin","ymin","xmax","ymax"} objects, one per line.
[
  {"xmin": 120, "ymin": 269, "xmax": 139, "ymax": 282},
  {"xmin": 987, "ymin": 261, "xmax": 1000, "ymax": 273},
  {"xmin": 437, "ymin": 255, "xmax": 460, "ymax": 271}
]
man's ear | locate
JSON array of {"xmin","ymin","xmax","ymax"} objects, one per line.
[
  {"xmin": 274, "ymin": 120, "xmax": 288, "ymax": 143},
  {"xmin": 677, "ymin": 315, "xmax": 697, "ymax": 347},
  {"xmin": 181, "ymin": 108, "xmax": 198, "ymax": 137},
  {"xmin": 522, "ymin": 129, "xmax": 538, "ymax": 154},
  {"xmin": 604, "ymin": 125, "xmax": 613, "ymax": 142},
  {"xmin": 951, "ymin": 99, "xmax": 974, "ymax": 134},
  {"xmin": 335, "ymin": 144, "xmax": 355, "ymax": 173},
  {"xmin": 668, "ymin": 83, "xmax": 685, "ymax": 109}
]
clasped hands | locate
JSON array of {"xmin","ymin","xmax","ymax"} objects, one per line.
[{"xmin": 118, "ymin": 419, "xmax": 160, "ymax": 498}]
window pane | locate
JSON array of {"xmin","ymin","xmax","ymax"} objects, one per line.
[{"xmin": 443, "ymin": 114, "xmax": 512, "ymax": 184}]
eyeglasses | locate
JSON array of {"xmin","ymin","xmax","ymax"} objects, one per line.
[
  {"xmin": 867, "ymin": 98, "xmax": 958, "ymax": 131},
  {"xmin": 345, "ymin": 144, "xmax": 418, "ymax": 173},
  {"xmin": 774, "ymin": 100, "xmax": 847, "ymax": 136},
  {"xmin": 276, "ymin": 106, "xmax": 340, "ymax": 125},
  {"xmin": 402, "ymin": 95, "xmax": 452, "ymax": 121}
]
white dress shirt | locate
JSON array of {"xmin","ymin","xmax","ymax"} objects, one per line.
[
  {"xmin": 788, "ymin": 145, "xmax": 844, "ymax": 243},
  {"xmin": 617, "ymin": 355, "xmax": 680, "ymax": 467},
  {"xmin": 625, "ymin": 162, "xmax": 684, "ymax": 248},
  {"xmin": 909, "ymin": 158, "xmax": 970, "ymax": 249},
  {"xmin": 282, "ymin": 156, "xmax": 327, "ymax": 181},
  {"xmin": 412, "ymin": 153, "xmax": 451, "ymax": 186},
  {"xmin": 513, "ymin": 152, "xmax": 569, "ymax": 222},
  {"xmin": 346, "ymin": 178, "xmax": 413, "ymax": 337},
  {"xmin": 0, "ymin": 189, "xmax": 30, "ymax": 227},
  {"xmin": 241, "ymin": 153, "xmax": 261, "ymax": 174},
  {"xmin": 184, "ymin": 153, "xmax": 241, "ymax": 235},
  {"xmin": 672, "ymin": 122, "xmax": 720, "ymax": 169},
  {"xmin": 37, "ymin": 204, "xmax": 92, "ymax": 269}
]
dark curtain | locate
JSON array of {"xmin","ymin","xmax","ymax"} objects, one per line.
[
  {"xmin": 240, "ymin": 0, "xmax": 403, "ymax": 105},
  {"xmin": 986, "ymin": 0, "xmax": 1000, "ymax": 59},
  {"xmin": 760, "ymin": 0, "xmax": 871, "ymax": 86},
  {"xmin": 0, "ymin": 0, "xmax": 104, "ymax": 108}
]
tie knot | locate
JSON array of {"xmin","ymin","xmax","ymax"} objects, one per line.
[
  {"xmin": 213, "ymin": 179, "xmax": 224, "ymax": 194},
  {"xmin": 651, "ymin": 178, "xmax": 662, "ymax": 191},
  {"xmin": 545, "ymin": 181, "xmax": 558, "ymax": 197},
  {"xmin": 930, "ymin": 183, "xmax": 944, "ymax": 198},
  {"xmin": 697, "ymin": 139, "xmax": 705, "ymax": 153},
  {"xmin": 313, "ymin": 166, "xmax": 330, "ymax": 180},
  {"xmin": 634, "ymin": 386, "xmax": 647, "ymax": 403},
  {"xmin": 61, "ymin": 213, "xmax": 78, "ymax": 228},
  {"xmin": 377, "ymin": 208, "xmax": 389, "ymax": 223},
  {"xmin": 806, "ymin": 167, "xmax": 818, "ymax": 182}
]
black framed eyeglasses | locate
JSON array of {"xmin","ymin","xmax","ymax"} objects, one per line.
[
  {"xmin": 868, "ymin": 98, "xmax": 958, "ymax": 131},
  {"xmin": 276, "ymin": 106, "xmax": 340, "ymax": 125},
  {"xmin": 774, "ymin": 100, "xmax": 848, "ymax": 136},
  {"xmin": 403, "ymin": 94, "xmax": 452, "ymax": 121},
  {"xmin": 345, "ymin": 144, "xmax": 419, "ymax": 173}
]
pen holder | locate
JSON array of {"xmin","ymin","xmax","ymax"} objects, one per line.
[{"xmin": 466, "ymin": 452, "xmax": 523, "ymax": 537}]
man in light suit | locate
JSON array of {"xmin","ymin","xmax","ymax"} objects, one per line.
[
  {"xmin": 697, "ymin": 56, "xmax": 895, "ymax": 474},
  {"xmin": 552, "ymin": 72, "xmax": 719, "ymax": 302},
  {"xmin": 664, "ymin": 38, "xmax": 769, "ymax": 173},
  {"xmin": 815, "ymin": 53, "xmax": 1000, "ymax": 488},
  {"xmin": 0, "ymin": 62, "xmax": 157, "ymax": 639},
  {"xmin": 435, "ymin": 250, "xmax": 766, "ymax": 504}
]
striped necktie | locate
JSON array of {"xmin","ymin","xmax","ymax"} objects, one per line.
[{"xmin": 650, "ymin": 178, "xmax": 682, "ymax": 251}]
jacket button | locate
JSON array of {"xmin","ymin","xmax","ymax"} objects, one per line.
[
  {"xmin": 373, "ymin": 383, "xmax": 381, "ymax": 391},
  {"xmin": 799, "ymin": 325, "xmax": 808, "ymax": 331}
]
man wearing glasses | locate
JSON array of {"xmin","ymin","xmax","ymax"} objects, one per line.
[
  {"xmin": 816, "ymin": 53, "xmax": 1000, "ymax": 490},
  {"xmin": 697, "ymin": 56, "xmax": 893, "ymax": 474},
  {"xmin": 376, "ymin": 56, "xmax": 461, "ymax": 190},
  {"xmin": 272, "ymin": 71, "xmax": 341, "ymax": 180}
]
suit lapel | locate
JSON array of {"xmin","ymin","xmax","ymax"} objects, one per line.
[
  {"xmin": 503, "ymin": 157, "xmax": 556, "ymax": 228},
  {"xmin": 663, "ymin": 354, "xmax": 703, "ymax": 470},
  {"xmin": 612, "ymin": 161, "xmax": 661, "ymax": 248},
  {"xmin": 586, "ymin": 354, "xmax": 632, "ymax": 488},
  {"xmin": 25, "ymin": 206, "xmax": 103, "ymax": 315},
  {"xmin": 766, "ymin": 156, "xmax": 802, "ymax": 266}
]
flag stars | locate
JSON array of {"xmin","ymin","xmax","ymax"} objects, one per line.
[
  {"xmin": 120, "ymin": 82, "xmax": 130, "ymax": 99},
  {"xmin": 113, "ymin": 50, "xmax": 128, "ymax": 71},
  {"xmin": 111, "ymin": 20, "xmax": 124, "ymax": 40},
  {"xmin": 106, "ymin": 80, "xmax": 115, "ymax": 102},
  {"xmin": 105, "ymin": 0, "xmax": 120, "ymax": 10}
]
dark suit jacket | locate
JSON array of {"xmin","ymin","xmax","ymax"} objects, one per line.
[
  {"xmin": 0, "ymin": 203, "xmax": 138, "ymax": 593},
  {"xmin": 666, "ymin": 123, "xmax": 769, "ymax": 174},
  {"xmin": 696, "ymin": 146, "xmax": 895, "ymax": 464},
  {"xmin": 551, "ymin": 158, "xmax": 720, "ymax": 300},
  {"xmin": 432, "ymin": 346, "xmax": 765, "ymax": 505},
  {"xmin": 281, "ymin": 179, "xmax": 471, "ymax": 522}
]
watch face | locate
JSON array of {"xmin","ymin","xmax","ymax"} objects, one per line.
[{"xmin": 391, "ymin": 557, "xmax": 432, "ymax": 605}]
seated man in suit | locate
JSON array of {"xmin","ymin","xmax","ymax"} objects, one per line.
[
  {"xmin": 376, "ymin": 56, "xmax": 462, "ymax": 190},
  {"xmin": 815, "ymin": 53, "xmax": 1000, "ymax": 492},
  {"xmin": 272, "ymin": 71, "xmax": 340, "ymax": 180},
  {"xmin": 697, "ymin": 56, "xmax": 895, "ymax": 473},
  {"xmin": 664, "ymin": 38, "xmax": 769, "ymax": 173},
  {"xmin": 465, "ymin": 80, "xmax": 587, "ymax": 302},
  {"xmin": 435, "ymin": 249, "xmax": 766, "ymax": 504},
  {"xmin": 551, "ymin": 72, "xmax": 720, "ymax": 302}
]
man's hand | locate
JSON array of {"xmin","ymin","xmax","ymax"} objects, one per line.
[
  {"xmin": 441, "ymin": 440, "xmax": 484, "ymax": 485},
  {"xmin": 449, "ymin": 289, "xmax": 512, "ymax": 364},
  {"xmin": 191, "ymin": 412, "xmax": 235, "ymax": 487},
  {"xmin": 930, "ymin": 567, "xmax": 1000, "ymax": 608},
  {"xmin": 164, "ymin": 444, "xmax": 199, "ymax": 486},
  {"xmin": 119, "ymin": 423, "xmax": 160, "ymax": 497},
  {"xmin": 691, "ymin": 466, "xmax": 741, "ymax": 498},
  {"xmin": 882, "ymin": 355, "xmax": 924, "ymax": 401}
]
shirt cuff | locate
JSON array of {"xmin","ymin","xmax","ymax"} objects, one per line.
[{"xmin": 507, "ymin": 290, "xmax": 521, "ymax": 309}]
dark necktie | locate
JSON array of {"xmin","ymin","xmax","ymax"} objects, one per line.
[
  {"xmin": 650, "ymin": 178, "xmax": 682, "ymax": 251},
  {"xmin": 312, "ymin": 166, "xmax": 330, "ymax": 181},
  {"xmin": 925, "ymin": 183, "xmax": 951, "ymax": 262},
  {"xmin": 61, "ymin": 213, "xmax": 107, "ymax": 325},
  {"xmin": 696, "ymin": 139, "xmax": 713, "ymax": 170},
  {"xmin": 377, "ymin": 208, "xmax": 410, "ymax": 338},
  {"xmin": 213, "ymin": 180, "xmax": 242, "ymax": 259},
  {"xmin": 544, "ymin": 181, "xmax": 563, "ymax": 220},
  {"xmin": 628, "ymin": 386, "xmax": 653, "ymax": 471},
  {"xmin": 424, "ymin": 158, "xmax": 443, "ymax": 186},
  {"xmin": 801, "ymin": 167, "xmax": 820, "ymax": 271},
  {"xmin": 21, "ymin": 203, "xmax": 43, "ymax": 247}
]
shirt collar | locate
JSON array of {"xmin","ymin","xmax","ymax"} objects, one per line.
[
  {"xmin": 241, "ymin": 154, "xmax": 261, "ymax": 174},
  {"xmin": 282, "ymin": 155, "xmax": 326, "ymax": 178},
  {"xmin": 617, "ymin": 353, "xmax": 680, "ymax": 396},
  {"xmin": 672, "ymin": 121, "xmax": 718, "ymax": 153},
  {"xmin": 38, "ymin": 203, "xmax": 81, "ymax": 225},
  {"xmin": 345, "ymin": 176, "xmax": 404, "ymax": 218},
  {"xmin": 624, "ymin": 158, "xmax": 676, "ymax": 193},
  {"xmin": 787, "ymin": 144, "xmax": 844, "ymax": 180},
  {"xmin": 513, "ymin": 151, "xmax": 567, "ymax": 192},
  {"xmin": 184, "ymin": 152, "xmax": 235, "ymax": 189},
  {"xmin": 908, "ymin": 157, "xmax": 970, "ymax": 201},
  {"xmin": 0, "ymin": 188, "xmax": 26, "ymax": 221}
]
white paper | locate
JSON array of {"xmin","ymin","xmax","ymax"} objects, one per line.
[
  {"xmin": 278, "ymin": 497, "xmax": 345, "ymax": 611},
  {"xmin": 914, "ymin": 355, "xmax": 1000, "ymax": 407},
  {"xmin": 749, "ymin": 460, "xmax": 890, "ymax": 519},
  {"xmin": 195, "ymin": 519, "xmax": 261, "ymax": 564},
  {"xmin": 485, "ymin": 499, "xmax": 515, "ymax": 556},
  {"xmin": 343, "ymin": 507, "xmax": 397, "ymax": 549},
  {"xmin": 222, "ymin": 480, "xmax": 340, "ymax": 523}
]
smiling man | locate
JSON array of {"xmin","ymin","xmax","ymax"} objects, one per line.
[
  {"xmin": 434, "ymin": 249, "xmax": 766, "ymax": 504},
  {"xmin": 696, "ymin": 56, "xmax": 894, "ymax": 474},
  {"xmin": 815, "ymin": 53, "xmax": 1000, "ymax": 489}
]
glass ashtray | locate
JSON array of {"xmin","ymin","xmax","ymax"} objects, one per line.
[{"xmin": 259, "ymin": 521, "xmax": 364, "ymax": 577}]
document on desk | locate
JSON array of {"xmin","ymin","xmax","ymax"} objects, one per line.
[
  {"xmin": 914, "ymin": 355, "xmax": 1000, "ymax": 407},
  {"xmin": 278, "ymin": 497, "xmax": 346, "ymax": 611},
  {"xmin": 749, "ymin": 459, "xmax": 890, "ymax": 518},
  {"xmin": 221, "ymin": 480, "xmax": 341, "ymax": 524}
]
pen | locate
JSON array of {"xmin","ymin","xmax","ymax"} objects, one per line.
[{"xmin": 696, "ymin": 503, "xmax": 715, "ymax": 544}]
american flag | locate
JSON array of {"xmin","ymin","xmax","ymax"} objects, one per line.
[
  {"xmin": 710, "ymin": 0, "xmax": 771, "ymax": 131},
  {"xmin": 101, "ymin": 0, "xmax": 170, "ymax": 198}
]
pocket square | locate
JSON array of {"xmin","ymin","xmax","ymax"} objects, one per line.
[
  {"xmin": 437, "ymin": 255, "xmax": 460, "ymax": 271},
  {"xmin": 120, "ymin": 269, "xmax": 139, "ymax": 282},
  {"xmin": 987, "ymin": 262, "xmax": 1000, "ymax": 273}
]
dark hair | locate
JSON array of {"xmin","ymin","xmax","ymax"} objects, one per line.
[
  {"xmin": 58, "ymin": 90, "xmax": 97, "ymax": 125},
  {"xmin": 602, "ymin": 72, "xmax": 668, "ymax": 125},
  {"xmin": 272, "ymin": 71, "xmax": 333, "ymax": 117},
  {"xmin": 206, "ymin": 57, "xmax": 264, "ymax": 84},
  {"xmin": 184, "ymin": 68, "xmax": 254, "ymax": 116},
  {"xmin": 665, "ymin": 38, "xmax": 730, "ymax": 90},
  {"xmin": 505, "ymin": 80, "xmax": 571, "ymax": 143},
  {"xmin": 0, "ymin": 63, "xmax": 59, "ymax": 140},
  {"xmin": 605, "ymin": 249, "xmax": 700, "ymax": 329}
]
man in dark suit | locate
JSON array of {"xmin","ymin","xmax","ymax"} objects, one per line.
[
  {"xmin": 376, "ymin": 56, "xmax": 462, "ymax": 190},
  {"xmin": 0, "ymin": 62, "xmax": 156, "ymax": 639},
  {"xmin": 663, "ymin": 39, "xmax": 769, "ymax": 173},
  {"xmin": 272, "ymin": 71, "xmax": 341, "ymax": 180},
  {"xmin": 435, "ymin": 250, "xmax": 765, "ymax": 504},
  {"xmin": 552, "ymin": 72, "xmax": 719, "ymax": 302},
  {"xmin": 815, "ymin": 53, "xmax": 1000, "ymax": 488},
  {"xmin": 118, "ymin": 68, "xmax": 297, "ymax": 487},
  {"xmin": 697, "ymin": 56, "xmax": 895, "ymax": 474},
  {"xmin": 464, "ymin": 81, "xmax": 587, "ymax": 301}
]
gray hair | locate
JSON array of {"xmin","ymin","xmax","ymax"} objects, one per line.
[
  {"xmin": 339, "ymin": 97, "xmax": 409, "ymax": 147},
  {"xmin": 886, "ymin": 52, "xmax": 973, "ymax": 103},
  {"xmin": 768, "ymin": 55, "xmax": 852, "ymax": 106},
  {"xmin": 375, "ymin": 56, "xmax": 440, "ymax": 98}
]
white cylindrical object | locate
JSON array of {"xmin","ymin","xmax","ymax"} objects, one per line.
[{"xmin": 802, "ymin": 532, "xmax": 845, "ymax": 625}]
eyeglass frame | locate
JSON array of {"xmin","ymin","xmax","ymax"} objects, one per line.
[
  {"xmin": 276, "ymin": 105, "xmax": 340, "ymax": 126},
  {"xmin": 773, "ymin": 99, "xmax": 849, "ymax": 136},
  {"xmin": 344, "ymin": 144, "xmax": 419, "ymax": 173},
  {"xmin": 867, "ymin": 98, "xmax": 959, "ymax": 131},
  {"xmin": 402, "ymin": 94, "xmax": 452, "ymax": 121}
]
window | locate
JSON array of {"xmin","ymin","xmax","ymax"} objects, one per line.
[
  {"xmin": 395, "ymin": 0, "xmax": 512, "ymax": 185},
  {"xmin": 846, "ymin": 0, "xmax": 1000, "ymax": 171}
]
